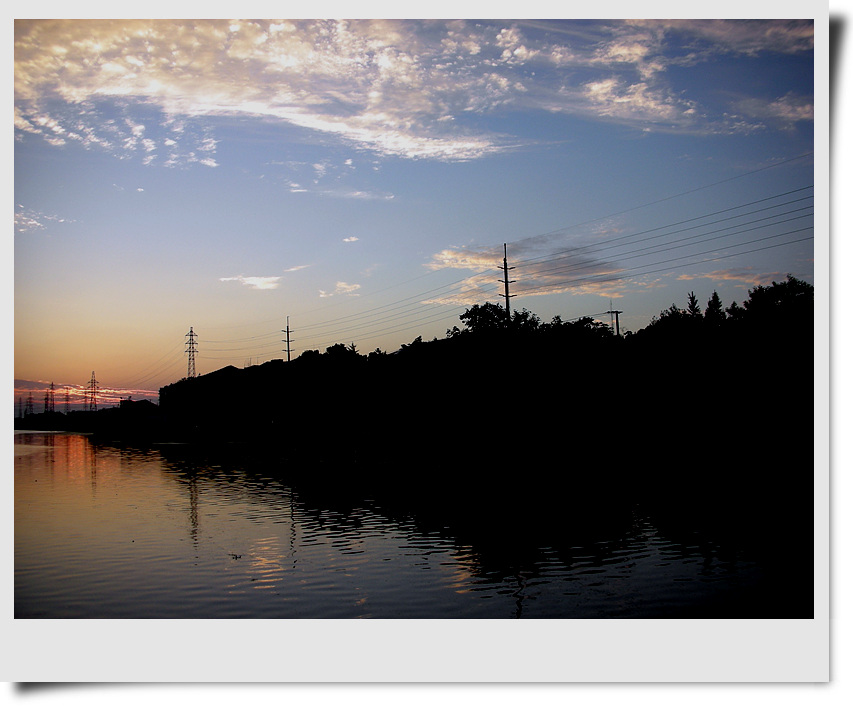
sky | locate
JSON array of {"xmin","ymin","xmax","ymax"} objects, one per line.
[{"xmin": 12, "ymin": 12, "xmax": 821, "ymax": 410}]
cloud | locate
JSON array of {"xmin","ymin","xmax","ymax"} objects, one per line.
[
  {"xmin": 631, "ymin": 19, "xmax": 814, "ymax": 57},
  {"xmin": 732, "ymin": 92, "xmax": 814, "ymax": 130},
  {"xmin": 579, "ymin": 77, "xmax": 698, "ymax": 129},
  {"xmin": 676, "ymin": 267, "xmax": 788, "ymax": 287},
  {"xmin": 15, "ymin": 205, "xmax": 71, "ymax": 233},
  {"xmin": 275, "ymin": 158, "xmax": 394, "ymax": 197},
  {"xmin": 316, "ymin": 188, "xmax": 395, "ymax": 200},
  {"xmin": 283, "ymin": 264, "xmax": 311, "ymax": 273},
  {"xmin": 424, "ymin": 240, "xmax": 631, "ymax": 305},
  {"xmin": 14, "ymin": 379, "xmax": 158, "ymax": 407},
  {"xmin": 219, "ymin": 275, "xmax": 282, "ymax": 290},
  {"xmin": 14, "ymin": 19, "xmax": 813, "ymax": 165},
  {"xmin": 319, "ymin": 281, "xmax": 361, "ymax": 298},
  {"xmin": 342, "ymin": 236, "xmax": 359, "ymax": 243}
]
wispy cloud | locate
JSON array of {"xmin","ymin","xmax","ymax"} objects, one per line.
[
  {"xmin": 219, "ymin": 275, "xmax": 282, "ymax": 290},
  {"xmin": 425, "ymin": 239, "xmax": 632, "ymax": 304},
  {"xmin": 631, "ymin": 19, "xmax": 814, "ymax": 57},
  {"xmin": 15, "ymin": 205, "xmax": 72, "ymax": 233},
  {"xmin": 676, "ymin": 267, "xmax": 788, "ymax": 287},
  {"xmin": 14, "ymin": 379, "xmax": 158, "ymax": 407},
  {"xmin": 319, "ymin": 281, "xmax": 361, "ymax": 298},
  {"xmin": 731, "ymin": 92, "xmax": 814, "ymax": 131},
  {"xmin": 14, "ymin": 19, "xmax": 813, "ymax": 166},
  {"xmin": 316, "ymin": 188, "xmax": 395, "ymax": 200}
]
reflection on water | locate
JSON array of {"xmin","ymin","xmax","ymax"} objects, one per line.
[{"xmin": 14, "ymin": 432, "xmax": 811, "ymax": 619}]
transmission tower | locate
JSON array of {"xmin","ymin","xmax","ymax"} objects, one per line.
[
  {"xmin": 499, "ymin": 243, "xmax": 516, "ymax": 325},
  {"xmin": 185, "ymin": 327, "xmax": 198, "ymax": 378},
  {"xmin": 46, "ymin": 382, "xmax": 56, "ymax": 413},
  {"xmin": 606, "ymin": 301, "xmax": 624, "ymax": 337},
  {"xmin": 282, "ymin": 316, "xmax": 294, "ymax": 362},
  {"xmin": 64, "ymin": 390, "xmax": 71, "ymax": 414},
  {"xmin": 25, "ymin": 393, "xmax": 34, "ymax": 416},
  {"xmin": 86, "ymin": 371, "xmax": 99, "ymax": 412}
]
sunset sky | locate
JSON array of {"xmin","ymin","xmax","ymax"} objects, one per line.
[{"xmin": 13, "ymin": 11, "xmax": 822, "ymax": 409}]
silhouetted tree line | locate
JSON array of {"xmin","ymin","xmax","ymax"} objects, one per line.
[
  {"xmin": 15, "ymin": 275, "xmax": 812, "ymax": 616},
  {"xmin": 153, "ymin": 274, "xmax": 811, "ymax": 484},
  {"xmin": 20, "ymin": 275, "xmax": 813, "ymax": 512}
]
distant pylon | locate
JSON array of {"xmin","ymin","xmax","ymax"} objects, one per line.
[
  {"xmin": 186, "ymin": 327, "xmax": 198, "ymax": 378},
  {"xmin": 65, "ymin": 390, "xmax": 71, "ymax": 414},
  {"xmin": 606, "ymin": 300, "xmax": 623, "ymax": 337},
  {"xmin": 282, "ymin": 316, "xmax": 294, "ymax": 362},
  {"xmin": 86, "ymin": 372, "xmax": 99, "ymax": 412},
  {"xmin": 499, "ymin": 243, "xmax": 516, "ymax": 325},
  {"xmin": 43, "ymin": 382, "xmax": 56, "ymax": 413}
]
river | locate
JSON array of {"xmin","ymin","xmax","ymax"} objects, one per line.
[{"xmin": 14, "ymin": 431, "xmax": 812, "ymax": 619}]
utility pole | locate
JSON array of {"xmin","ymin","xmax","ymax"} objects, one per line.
[
  {"xmin": 86, "ymin": 371, "xmax": 99, "ymax": 412},
  {"xmin": 606, "ymin": 301, "xmax": 624, "ymax": 337},
  {"xmin": 499, "ymin": 243, "xmax": 516, "ymax": 325},
  {"xmin": 185, "ymin": 327, "xmax": 198, "ymax": 378},
  {"xmin": 282, "ymin": 316, "xmax": 294, "ymax": 362}
]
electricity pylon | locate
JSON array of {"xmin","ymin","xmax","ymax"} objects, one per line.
[
  {"xmin": 186, "ymin": 327, "xmax": 198, "ymax": 378},
  {"xmin": 606, "ymin": 301, "xmax": 623, "ymax": 337},
  {"xmin": 499, "ymin": 243, "xmax": 516, "ymax": 325},
  {"xmin": 282, "ymin": 316, "xmax": 294, "ymax": 362},
  {"xmin": 86, "ymin": 371, "xmax": 99, "ymax": 412}
]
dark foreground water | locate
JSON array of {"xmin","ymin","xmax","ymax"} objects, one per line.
[{"xmin": 14, "ymin": 431, "xmax": 812, "ymax": 619}]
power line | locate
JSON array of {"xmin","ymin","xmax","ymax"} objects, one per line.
[
  {"xmin": 514, "ymin": 232, "xmax": 813, "ymax": 298},
  {"xmin": 515, "ymin": 210, "xmax": 814, "ymax": 285},
  {"xmin": 128, "ymin": 173, "xmax": 814, "ymax": 373},
  {"xmin": 510, "ymin": 187, "xmax": 813, "ymax": 271},
  {"xmin": 506, "ymin": 153, "xmax": 813, "ymax": 250},
  {"xmin": 285, "ymin": 186, "xmax": 814, "ymax": 347},
  {"xmin": 190, "ymin": 222, "xmax": 811, "ymax": 363},
  {"xmin": 181, "ymin": 166, "xmax": 815, "ymax": 351}
]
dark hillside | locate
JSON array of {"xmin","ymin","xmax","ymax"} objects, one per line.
[{"xmin": 156, "ymin": 276, "xmax": 813, "ymax": 520}]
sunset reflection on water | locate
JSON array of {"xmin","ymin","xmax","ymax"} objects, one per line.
[{"xmin": 15, "ymin": 431, "xmax": 791, "ymax": 619}]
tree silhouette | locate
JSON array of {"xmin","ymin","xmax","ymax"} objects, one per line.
[
  {"xmin": 545, "ymin": 315, "xmax": 612, "ymax": 340},
  {"xmin": 726, "ymin": 300, "xmax": 746, "ymax": 321},
  {"xmin": 459, "ymin": 302, "xmax": 510, "ymax": 333},
  {"xmin": 687, "ymin": 291, "xmax": 702, "ymax": 319},
  {"xmin": 324, "ymin": 342, "xmax": 361, "ymax": 359},
  {"xmin": 704, "ymin": 291, "xmax": 726, "ymax": 326},
  {"xmin": 742, "ymin": 274, "xmax": 813, "ymax": 322},
  {"xmin": 718, "ymin": 275, "xmax": 813, "ymax": 331},
  {"xmin": 510, "ymin": 308, "xmax": 541, "ymax": 333},
  {"xmin": 644, "ymin": 302, "xmax": 688, "ymax": 334}
]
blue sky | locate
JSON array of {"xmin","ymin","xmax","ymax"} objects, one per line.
[{"xmin": 13, "ymin": 13, "xmax": 820, "ymax": 405}]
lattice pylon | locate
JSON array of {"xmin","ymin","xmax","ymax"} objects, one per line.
[
  {"xmin": 186, "ymin": 327, "xmax": 198, "ymax": 378},
  {"xmin": 86, "ymin": 371, "xmax": 99, "ymax": 412}
]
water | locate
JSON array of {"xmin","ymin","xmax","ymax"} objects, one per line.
[{"xmin": 14, "ymin": 431, "xmax": 810, "ymax": 619}]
